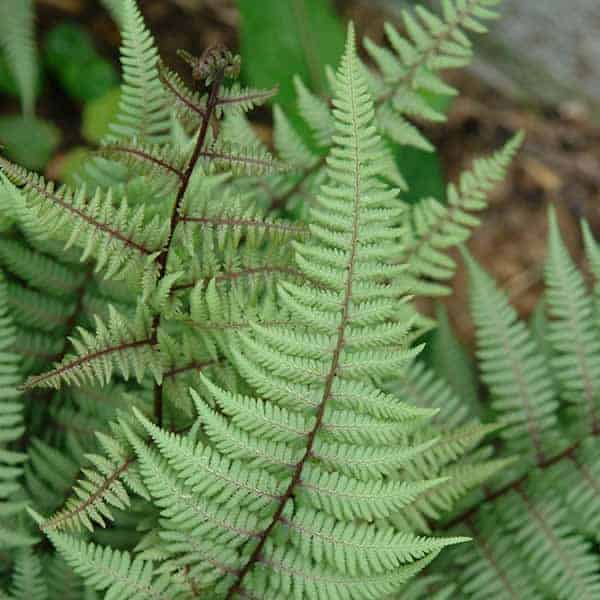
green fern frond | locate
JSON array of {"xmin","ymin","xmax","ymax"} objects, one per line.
[
  {"xmin": 0, "ymin": 271, "xmax": 29, "ymax": 553},
  {"xmin": 365, "ymin": 0, "xmax": 502, "ymax": 107},
  {"xmin": 0, "ymin": 238, "xmax": 84, "ymax": 298},
  {"xmin": 0, "ymin": 158, "xmax": 168, "ymax": 279},
  {"xmin": 273, "ymin": 105, "xmax": 320, "ymax": 170},
  {"xmin": 5, "ymin": 281, "xmax": 74, "ymax": 333},
  {"xmin": 294, "ymin": 75, "xmax": 334, "ymax": 148},
  {"xmin": 464, "ymin": 249, "xmax": 559, "ymax": 461},
  {"xmin": 127, "ymin": 25, "xmax": 465, "ymax": 598},
  {"xmin": 546, "ymin": 207, "xmax": 600, "ymax": 433},
  {"xmin": 23, "ymin": 305, "xmax": 161, "ymax": 389},
  {"xmin": 9, "ymin": 549, "xmax": 47, "ymax": 600},
  {"xmin": 40, "ymin": 524, "xmax": 173, "ymax": 600},
  {"xmin": 402, "ymin": 133, "xmax": 522, "ymax": 295},
  {"xmin": 107, "ymin": 0, "xmax": 169, "ymax": 144},
  {"xmin": 0, "ymin": 0, "xmax": 37, "ymax": 116},
  {"xmin": 430, "ymin": 304, "xmax": 479, "ymax": 416}
]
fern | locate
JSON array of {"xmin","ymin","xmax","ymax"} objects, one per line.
[
  {"xmin": 0, "ymin": 1, "xmax": 519, "ymax": 598},
  {"xmin": 414, "ymin": 213, "xmax": 600, "ymax": 599},
  {"xmin": 257, "ymin": 0, "xmax": 517, "ymax": 296}
]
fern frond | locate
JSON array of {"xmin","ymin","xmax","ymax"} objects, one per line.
[
  {"xmin": 294, "ymin": 75, "xmax": 334, "ymax": 148},
  {"xmin": 365, "ymin": 0, "xmax": 502, "ymax": 107},
  {"xmin": 402, "ymin": 133, "xmax": 522, "ymax": 295},
  {"xmin": 0, "ymin": 0, "xmax": 37, "ymax": 116},
  {"xmin": 132, "ymin": 26, "xmax": 464, "ymax": 598},
  {"xmin": 546, "ymin": 207, "xmax": 600, "ymax": 433},
  {"xmin": 0, "ymin": 271, "xmax": 28, "ymax": 551},
  {"xmin": 0, "ymin": 158, "xmax": 168, "ymax": 279},
  {"xmin": 464, "ymin": 249, "xmax": 559, "ymax": 461},
  {"xmin": 273, "ymin": 105, "xmax": 320, "ymax": 170},
  {"xmin": 509, "ymin": 485, "xmax": 600, "ymax": 599},
  {"xmin": 107, "ymin": 0, "xmax": 169, "ymax": 144},
  {"xmin": 6, "ymin": 281, "xmax": 74, "ymax": 333},
  {"xmin": 23, "ymin": 305, "xmax": 161, "ymax": 389},
  {"xmin": 430, "ymin": 304, "xmax": 479, "ymax": 417},
  {"xmin": 41, "ymin": 525, "xmax": 173, "ymax": 600},
  {"xmin": 0, "ymin": 238, "xmax": 85, "ymax": 298},
  {"xmin": 9, "ymin": 549, "xmax": 47, "ymax": 600}
]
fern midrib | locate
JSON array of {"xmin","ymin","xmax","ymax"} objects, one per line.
[
  {"xmin": 43, "ymin": 455, "xmax": 135, "ymax": 531},
  {"xmin": 10, "ymin": 172, "xmax": 155, "ymax": 256},
  {"xmin": 225, "ymin": 58, "xmax": 364, "ymax": 598},
  {"xmin": 107, "ymin": 145, "xmax": 185, "ymax": 181},
  {"xmin": 441, "ymin": 436, "xmax": 594, "ymax": 531},
  {"xmin": 159, "ymin": 67, "xmax": 206, "ymax": 120}
]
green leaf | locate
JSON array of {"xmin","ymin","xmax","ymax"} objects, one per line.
[
  {"xmin": 82, "ymin": 86, "xmax": 121, "ymax": 143},
  {"xmin": 45, "ymin": 24, "xmax": 118, "ymax": 102},
  {"xmin": 0, "ymin": 115, "xmax": 61, "ymax": 170},
  {"xmin": 237, "ymin": 0, "xmax": 345, "ymax": 115},
  {"xmin": 396, "ymin": 145, "xmax": 445, "ymax": 204}
]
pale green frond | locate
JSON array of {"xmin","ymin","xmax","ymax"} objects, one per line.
[
  {"xmin": 546, "ymin": 206, "xmax": 600, "ymax": 433},
  {"xmin": 43, "ymin": 527, "xmax": 173, "ymax": 600},
  {"xmin": 23, "ymin": 305, "xmax": 162, "ymax": 389},
  {"xmin": 402, "ymin": 133, "xmax": 523, "ymax": 295},
  {"xmin": 9, "ymin": 548, "xmax": 47, "ymax": 600},
  {"xmin": 0, "ymin": 158, "xmax": 167, "ymax": 280},
  {"xmin": 107, "ymin": 0, "xmax": 170, "ymax": 144},
  {"xmin": 465, "ymin": 249, "xmax": 559, "ymax": 460}
]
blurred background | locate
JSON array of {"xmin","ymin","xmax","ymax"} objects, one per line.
[{"xmin": 2, "ymin": 0, "xmax": 599, "ymax": 343}]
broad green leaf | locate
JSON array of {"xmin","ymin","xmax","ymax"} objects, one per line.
[{"xmin": 237, "ymin": 0, "xmax": 345, "ymax": 115}]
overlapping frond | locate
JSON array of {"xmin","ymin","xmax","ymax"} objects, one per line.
[
  {"xmin": 0, "ymin": 273, "xmax": 30, "ymax": 552},
  {"xmin": 364, "ymin": 0, "xmax": 502, "ymax": 115},
  {"xmin": 418, "ymin": 214, "xmax": 600, "ymax": 598},
  {"xmin": 40, "ymin": 525, "xmax": 173, "ymax": 600},
  {"xmin": 107, "ymin": 0, "xmax": 170, "ymax": 144}
]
